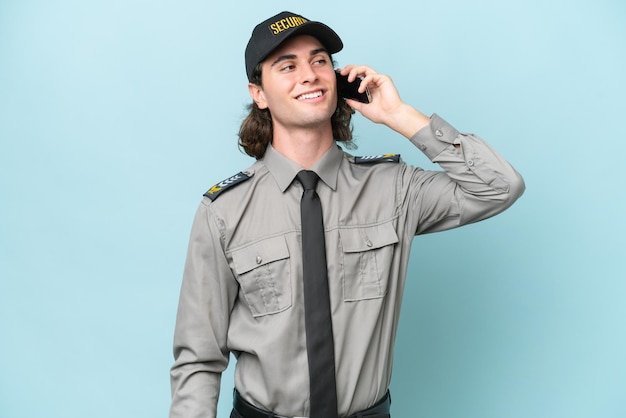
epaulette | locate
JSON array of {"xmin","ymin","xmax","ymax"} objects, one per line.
[
  {"xmin": 204, "ymin": 169, "xmax": 253, "ymax": 201},
  {"xmin": 353, "ymin": 154, "xmax": 401, "ymax": 164}
]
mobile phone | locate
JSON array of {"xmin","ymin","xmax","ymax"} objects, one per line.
[{"xmin": 335, "ymin": 70, "xmax": 371, "ymax": 103}]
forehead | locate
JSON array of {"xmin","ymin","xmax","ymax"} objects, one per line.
[{"xmin": 264, "ymin": 35, "xmax": 328, "ymax": 62}]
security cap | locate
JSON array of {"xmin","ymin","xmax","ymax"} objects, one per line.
[{"xmin": 245, "ymin": 11, "xmax": 343, "ymax": 81}]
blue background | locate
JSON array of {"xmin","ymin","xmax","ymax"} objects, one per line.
[{"xmin": 1, "ymin": 1, "xmax": 625, "ymax": 417}]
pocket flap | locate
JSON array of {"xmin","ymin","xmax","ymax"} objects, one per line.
[
  {"xmin": 231, "ymin": 236, "xmax": 290, "ymax": 275},
  {"xmin": 339, "ymin": 222, "xmax": 399, "ymax": 253}
]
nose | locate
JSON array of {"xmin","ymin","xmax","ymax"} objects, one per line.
[{"xmin": 299, "ymin": 63, "xmax": 318, "ymax": 83}]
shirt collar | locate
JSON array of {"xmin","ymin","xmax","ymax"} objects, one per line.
[{"xmin": 261, "ymin": 143, "xmax": 343, "ymax": 192}]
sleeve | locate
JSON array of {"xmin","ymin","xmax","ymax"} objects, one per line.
[
  {"xmin": 402, "ymin": 113, "xmax": 526, "ymax": 235},
  {"xmin": 169, "ymin": 200, "xmax": 239, "ymax": 418}
]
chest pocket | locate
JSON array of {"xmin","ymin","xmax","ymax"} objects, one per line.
[
  {"xmin": 230, "ymin": 235, "xmax": 292, "ymax": 317},
  {"xmin": 339, "ymin": 222, "xmax": 399, "ymax": 302}
]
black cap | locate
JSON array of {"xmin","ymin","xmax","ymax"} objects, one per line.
[{"xmin": 245, "ymin": 11, "xmax": 343, "ymax": 81}]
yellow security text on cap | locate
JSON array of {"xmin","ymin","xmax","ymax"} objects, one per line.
[{"xmin": 269, "ymin": 16, "xmax": 309, "ymax": 35}]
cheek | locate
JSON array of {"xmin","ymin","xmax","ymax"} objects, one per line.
[
  {"xmin": 264, "ymin": 82, "xmax": 294, "ymax": 107},
  {"xmin": 320, "ymin": 66, "xmax": 337, "ymax": 82}
]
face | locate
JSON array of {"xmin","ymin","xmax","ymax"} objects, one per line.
[{"xmin": 249, "ymin": 35, "xmax": 337, "ymax": 134}]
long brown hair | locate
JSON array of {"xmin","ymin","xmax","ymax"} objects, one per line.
[{"xmin": 238, "ymin": 62, "xmax": 356, "ymax": 160}]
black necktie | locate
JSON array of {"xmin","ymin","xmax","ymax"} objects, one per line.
[{"xmin": 296, "ymin": 170, "xmax": 338, "ymax": 418}]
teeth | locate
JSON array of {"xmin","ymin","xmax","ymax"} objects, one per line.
[{"xmin": 298, "ymin": 91, "xmax": 323, "ymax": 100}]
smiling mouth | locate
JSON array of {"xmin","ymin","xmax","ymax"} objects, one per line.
[{"xmin": 296, "ymin": 90, "xmax": 324, "ymax": 100}]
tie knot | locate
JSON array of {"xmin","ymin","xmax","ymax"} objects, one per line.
[{"xmin": 296, "ymin": 170, "xmax": 319, "ymax": 191}]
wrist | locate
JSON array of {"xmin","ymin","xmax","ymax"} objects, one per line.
[{"xmin": 387, "ymin": 104, "xmax": 430, "ymax": 138}]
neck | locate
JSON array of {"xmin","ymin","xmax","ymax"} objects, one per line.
[{"xmin": 271, "ymin": 124, "xmax": 334, "ymax": 169}]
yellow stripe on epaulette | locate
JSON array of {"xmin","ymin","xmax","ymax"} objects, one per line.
[
  {"xmin": 353, "ymin": 154, "xmax": 400, "ymax": 164},
  {"xmin": 204, "ymin": 170, "xmax": 253, "ymax": 201}
]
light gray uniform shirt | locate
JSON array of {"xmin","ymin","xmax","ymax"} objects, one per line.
[{"xmin": 169, "ymin": 114, "xmax": 525, "ymax": 418}]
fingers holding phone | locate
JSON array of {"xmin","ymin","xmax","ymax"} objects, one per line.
[{"xmin": 336, "ymin": 65, "xmax": 427, "ymax": 133}]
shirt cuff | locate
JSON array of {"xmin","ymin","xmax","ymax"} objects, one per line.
[{"xmin": 409, "ymin": 113, "xmax": 460, "ymax": 161}]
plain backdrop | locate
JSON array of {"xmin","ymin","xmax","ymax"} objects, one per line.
[{"xmin": 1, "ymin": 1, "xmax": 625, "ymax": 417}]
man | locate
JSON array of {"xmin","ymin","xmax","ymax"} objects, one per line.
[{"xmin": 170, "ymin": 11, "xmax": 524, "ymax": 418}]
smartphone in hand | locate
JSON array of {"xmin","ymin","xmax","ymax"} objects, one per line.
[{"xmin": 335, "ymin": 70, "xmax": 371, "ymax": 103}]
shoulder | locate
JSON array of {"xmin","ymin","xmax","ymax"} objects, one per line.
[{"xmin": 203, "ymin": 168, "xmax": 255, "ymax": 201}]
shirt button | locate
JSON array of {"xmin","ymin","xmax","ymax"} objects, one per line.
[
  {"xmin": 417, "ymin": 143, "xmax": 427, "ymax": 151},
  {"xmin": 365, "ymin": 239, "xmax": 373, "ymax": 247},
  {"xmin": 256, "ymin": 256, "xmax": 262, "ymax": 264},
  {"xmin": 467, "ymin": 160, "xmax": 474, "ymax": 167},
  {"xmin": 435, "ymin": 129, "xmax": 444, "ymax": 138}
]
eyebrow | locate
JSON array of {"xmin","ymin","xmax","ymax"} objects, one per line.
[{"xmin": 270, "ymin": 48, "xmax": 329, "ymax": 67}]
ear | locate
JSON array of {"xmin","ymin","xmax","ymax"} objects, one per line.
[{"xmin": 248, "ymin": 83, "xmax": 268, "ymax": 109}]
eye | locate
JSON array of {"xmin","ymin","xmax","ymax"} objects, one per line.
[
  {"xmin": 280, "ymin": 64, "xmax": 296, "ymax": 72},
  {"xmin": 312, "ymin": 58, "xmax": 328, "ymax": 66}
]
